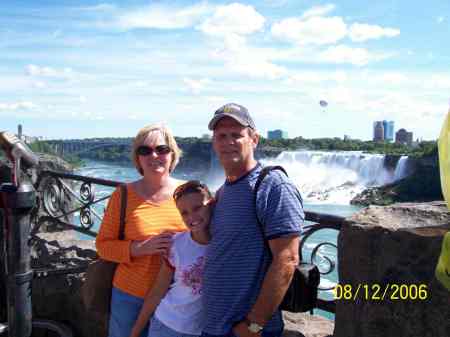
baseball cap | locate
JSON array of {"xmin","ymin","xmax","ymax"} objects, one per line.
[{"xmin": 208, "ymin": 103, "xmax": 256, "ymax": 130}]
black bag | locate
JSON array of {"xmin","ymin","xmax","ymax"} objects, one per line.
[
  {"xmin": 254, "ymin": 166, "xmax": 320, "ymax": 313},
  {"xmin": 82, "ymin": 184, "xmax": 127, "ymax": 315}
]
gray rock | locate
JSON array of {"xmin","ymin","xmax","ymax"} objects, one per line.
[
  {"xmin": 30, "ymin": 230, "xmax": 102, "ymax": 337},
  {"xmin": 335, "ymin": 201, "xmax": 450, "ymax": 337}
]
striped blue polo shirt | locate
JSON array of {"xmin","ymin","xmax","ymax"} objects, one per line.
[{"xmin": 202, "ymin": 164, "xmax": 304, "ymax": 335}]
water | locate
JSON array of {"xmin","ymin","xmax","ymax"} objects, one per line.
[
  {"xmin": 73, "ymin": 155, "xmax": 385, "ymax": 320},
  {"xmin": 260, "ymin": 151, "xmax": 410, "ymax": 205}
]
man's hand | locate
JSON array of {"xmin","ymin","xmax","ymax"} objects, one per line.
[{"xmin": 232, "ymin": 321, "xmax": 262, "ymax": 337}]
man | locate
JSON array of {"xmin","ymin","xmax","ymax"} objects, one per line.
[{"xmin": 202, "ymin": 103, "xmax": 304, "ymax": 337}]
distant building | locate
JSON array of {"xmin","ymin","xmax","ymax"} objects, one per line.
[
  {"xmin": 383, "ymin": 120, "xmax": 394, "ymax": 142},
  {"xmin": 22, "ymin": 135, "xmax": 42, "ymax": 144},
  {"xmin": 343, "ymin": 135, "xmax": 351, "ymax": 141},
  {"xmin": 201, "ymin": 133, "xmax": 211, "ymax": 140},
  {"xmin": 373, "ymin": 121, "xmax": 384, "ymax": 142},
  {"xmin": 18, "ymin": 124, "xmax": 23, "ymax": 140},
  {"xmin": 395, "ymin": 128, "xmax": 413, "ymax": 146},
  {"xmin": 267, "ymin": 129, "xmax": 288, "ymax": 140}
]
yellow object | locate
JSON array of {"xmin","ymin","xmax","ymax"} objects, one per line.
[
  {"xmin": 435, "ymin": 232, "xmax": 450, "ymax": 291},
  {"xmin": 438, "ymin": 110, "xmax": 450, "ymax": 209}
]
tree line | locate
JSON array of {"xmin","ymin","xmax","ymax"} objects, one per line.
[{"xmin": 26, "ymin": 136, "xmax": 438, "ymax": 165}]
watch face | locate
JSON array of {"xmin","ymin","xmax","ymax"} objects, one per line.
[{"xmin": 248, "ymin": 323, "xmax": 263, "ymax": 333}]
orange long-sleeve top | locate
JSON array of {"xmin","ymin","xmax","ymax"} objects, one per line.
[{"xmin": 96, "ymin": 184, "xmax": 186, "ymax": 298}]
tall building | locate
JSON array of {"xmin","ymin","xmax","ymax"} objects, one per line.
[
  {"xmin": 383, "ymin": 120, "xmax": 394, "ymax": 142},
  {"xmin": 395, "ymin": 128, "xmax": 413, "ymax": 146},
  {"xmin": 373, "ymin": 121, "xmax": 384, "ymax": 142},
  {"xmin": 267, "ymin": 129, "xmax": 288, "ymax": 140}
]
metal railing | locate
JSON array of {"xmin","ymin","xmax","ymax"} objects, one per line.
[{"xmin": 34, "ymin": 170, "xmax": 346, "ymax": 314}]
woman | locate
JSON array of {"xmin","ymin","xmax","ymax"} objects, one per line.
[{"xmin": 96, "ymin": 124, "xmax": 186, "ymax": 337}]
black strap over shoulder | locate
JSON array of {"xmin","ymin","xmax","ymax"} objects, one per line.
[
  {"xmin": 118, "ymin": 184, "xmax": 127, "ymax": 240},
  {"xmin": 254, "ymin": 165, "xmax": 288, "ymax": 226}
]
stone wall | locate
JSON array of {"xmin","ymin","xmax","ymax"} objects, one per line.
[{"xmin": 334, "ymin": 201, "xmax": 450, "ymax": 337}]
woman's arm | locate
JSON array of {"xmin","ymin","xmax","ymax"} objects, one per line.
[
  {"xmin": 96, "ymin": 188, "xmax": 133, "ymax": 263},
  {"xmin": 96, "ymin": 188, "xmax": 174, "ymax": 262},
  {"xmin": 130, "ymin": 260, "xmax": 174, "ymax": 337}
]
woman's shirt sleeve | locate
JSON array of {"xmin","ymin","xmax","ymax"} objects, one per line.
[{"xmin": 95, "ymin": 187, "xmax": 132, "ymax": 263}]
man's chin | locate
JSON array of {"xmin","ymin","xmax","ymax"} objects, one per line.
[{"xmin": 219, "ymin": 157, "xmax": 241, "ymax": 167}]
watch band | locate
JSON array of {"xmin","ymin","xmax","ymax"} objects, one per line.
[{"xmin": 243, "ymin": 318, "xmax": 264, "ymax": 333}]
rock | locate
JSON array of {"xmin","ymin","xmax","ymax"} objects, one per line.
[
  {"xmin": 282, "ymin": 312, "xmax": 334, "ymax": 337},
  {"xmin": 334, "ymin": 201, "xmax": 450, "ymax": 337},
  {"xmin": 30, "ymin": 230, "xmax": 104, "ymax": 337},
  {"xmin": 0, "ymin": 153, "xmax": 72, "ymax": 185},
  {"xmin": 351, "ymin": 153, "xmax": 443, "ymax": 206}
]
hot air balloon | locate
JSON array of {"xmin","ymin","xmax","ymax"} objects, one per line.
[{"xmin": 319, "ymin": 100, "xmax": 328, "ymax": 112}]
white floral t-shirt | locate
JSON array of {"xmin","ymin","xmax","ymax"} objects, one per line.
[{"xmin": 154, "ymin": 231, "xmax": 207, "ymax": 335}]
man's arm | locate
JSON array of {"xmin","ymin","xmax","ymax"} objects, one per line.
[{"xmin": 233, "ymin": 235, "xmax": 300, "ymax": 337}]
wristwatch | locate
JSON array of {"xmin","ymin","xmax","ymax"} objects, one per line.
[{"xmin": 243, "ymin": 318, "xmax": 264, "ymax": 334}]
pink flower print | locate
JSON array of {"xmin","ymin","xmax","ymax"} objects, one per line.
[{"xmin": 182, "ymin": 256, "xmax": 205, "ymax": 295}]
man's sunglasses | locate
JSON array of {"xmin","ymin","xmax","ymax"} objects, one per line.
[{"xmin": 136, "ymin": 145, "xmax": 171, "ymax": 156}]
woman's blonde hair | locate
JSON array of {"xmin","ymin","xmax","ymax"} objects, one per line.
[{"xmin": 132, "ymin": 124, "xmax": 182, "ymax": 175}]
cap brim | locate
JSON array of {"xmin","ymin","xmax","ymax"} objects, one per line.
[{"xmin": 208, "ymin": 113, "xmax": 250, "ymax": 130}]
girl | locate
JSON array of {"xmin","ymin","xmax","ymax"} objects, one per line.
[{"xmin": 130, "ymin": 180, "xmax": 214, "ymax": 337}]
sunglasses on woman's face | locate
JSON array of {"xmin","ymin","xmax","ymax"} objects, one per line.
[{"xmin": 136, "ymin": 144, "xmax": 171, "ymax": 156}]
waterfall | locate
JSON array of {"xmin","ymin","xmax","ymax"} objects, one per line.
[
  {"xmin": 259, "ymin": 151, "xmax": 410, "ymax": 205},
  {"xmin": 393, "ymin": 156, "xmax": 409, "ymax": 181}
]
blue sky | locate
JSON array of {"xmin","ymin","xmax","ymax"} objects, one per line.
[{"xmin": 1, "ymin": 0, "xmax": 449, "ymax": 140}]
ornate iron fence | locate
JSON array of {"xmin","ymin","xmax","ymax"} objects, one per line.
[{"xmin": 33, "ymin": 170, "xmax": 346, "ymax": 314}]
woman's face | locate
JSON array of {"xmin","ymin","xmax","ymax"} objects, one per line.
[{"xmin": 137, "ymin": 131, "xmax": 173, "ymax": 176}]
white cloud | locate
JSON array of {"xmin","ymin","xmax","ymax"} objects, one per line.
[
  {"xmin": 206, "ymin": 96, "xmax": 227, "ymax": 103},
  {"xmin": 77, "ymin": 3, "xmax": 117, "ymax": 12},
  {"xmin": 264, "ymin": 0, "xmax": 290, "ymax": 7},
  {"xmin": 369, "ymin": 72, "xmax": 408, "ymax": 85},
  {"xmin": 227, "ymin": 57, "xmax": 286, "ymax": 79},
  {"xmin": 424, "ymin": 75, "xmax": 450, "ymax": 90},
  {"xmin": 211, "ymin": 34, "xmax": 287, "ymax": 79},
  {"xmin": 199, "ymin": 3, "xmax": 265, "ymax": 36},
  {"xmin": 26, "ymin": 64, "xmax": 74, "ymax": 79},
  {"xmin": 0, "ymin": 101, "xmax": 37, "ymax": 111},
  {"xmin": 117, "ymin": 3, "xmax": 211, "ymax": 30},
  {"xmin": 318, "ymin": 45, "xmax": 388, "ymax": 66},
  {"xmin": 301, "ymin": 4, "xmax": 336, "ymax": 19},
  {"xmin": 327, "ymin": 86, "xmax": 354, "ymax": 105},
  {"xmin": 79, "ymin": 95, "xmax": 87, "ymax": 103},
  {"xmin": 51, "ymin": 30, "xmax": 62, "ymax": 39},
  {"xmin": 271, "ymin": 16, "xmax": 347, "ymax": 45},
  {"xmin": 349, "ymin": 23, "xmax": 400, "ymax": 42},
  {"xmin": 287, "ymin": 70, "xmax": 348, "ymax": 84},
  {"xmin": 183, "ymin": 77, "xmax": 212, "ymax": 94},
  {"xmin": 32, "ymin": 80, "xmax": 47, "ymax": 89}
]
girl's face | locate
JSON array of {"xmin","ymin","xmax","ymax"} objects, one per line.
[{"xmin": 175, "ymin": 192, "xmax": 212, "ymax": 235}]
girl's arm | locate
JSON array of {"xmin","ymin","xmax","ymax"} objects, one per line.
[{"xmin": 129, "ymin": 259, "xmax": 174, "ymax": 337}]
